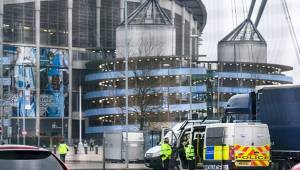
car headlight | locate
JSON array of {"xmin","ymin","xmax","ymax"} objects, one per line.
[
  {"xmin": 151, "ymin": 151, "xmax": 160, "ymax": 157},
  {"xmin": 145, "ymin": 153, "xmax": 153, "ymax": 157},
  {"xmin": 145, "ymin": 151, "xmax": 160, "ymax": 158}
]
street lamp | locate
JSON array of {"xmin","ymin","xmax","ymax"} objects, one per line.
[
  {"xmin": 124, "ymin": 0, "xmax": 129, "ymax": 168},
  {"xmin": 162, "ymin": 63, "xmax": 170, "ymax": 122},
  {"xmin": 189, "ymin": 34, "xmax": 199, "ymax": 120}
]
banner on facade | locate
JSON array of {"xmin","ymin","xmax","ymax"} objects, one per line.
[{"xmin": 2, "ymin": 45, "xmax": 69, "ymax": 118}]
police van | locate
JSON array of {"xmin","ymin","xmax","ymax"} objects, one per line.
[
  {"xmin": 203, "ymin": 123, "xmax": 271, "ymax": 170},
  {"xmin": 144, "ymin": 119, "xmax": 219, "ymax": 170}
]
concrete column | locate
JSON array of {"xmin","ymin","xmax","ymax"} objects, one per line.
[
  {"xmin": 124, "ymin": 0, "xmax": 129, "ymax": 168},
  {"xmin": 171, "ymin": 0, "xmax": 175, "ymax": 24},
  {"xmin": 96, "ymin": 0, "xmax": 101, "ymax": 48},
  {"xmin": 181, "ymin": 7, "xmax": 185, "ymax": 56},
  {"xmin": 120, "ymin": 0, "xmax": 125, "ymax": 23},
  {"xmin": 0, "ymin": 0, "xmax": 3, "ymax": 142},
  {"xmin": 35, "ymin": 0, "xmax": 41, "ymax": 146},
  {"xmin": 171, "ymin": 0, "xmax": 175, "ymax": 56},
  {"xmin": 194, "ymin": 22, "xmax": 198, "ymax": 56},
  {"xmin": 67, "ymin": 0, "xmax": 73, "ymax": 144},
  {"xmin": 189, "ymin": 13, "xmax": 193, "ymax": 56}
]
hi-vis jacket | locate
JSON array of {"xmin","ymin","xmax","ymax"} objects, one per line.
[
  {"xmin": 161, "ymin": 143, "xmax": 172, "ymax": 160},
  {"xmin": 58, "ymin": 143, "xmax": 69, "ymax": 155},
  {"xmin": 184, "ymin": 144, "xmax": 195, "ymax": 160}
]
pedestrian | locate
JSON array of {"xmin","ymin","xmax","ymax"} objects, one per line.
[
  {"xmin": 57, "ymin": 139, "xmax": 69, "ymax": 163},
  {"xmin": 84, "ymin": 140, "xmax": 88, "ymax": 154},
  {"xmin": 160, "ymin": 137, "xmax": 172, "ymax": 170},
  {"xmin": 89, "ymin": 138, "xmax": 94, "ymax": 151},
  {"xmin": 184, "ymin": 141, "xmax": 195, "ymax": 170}
]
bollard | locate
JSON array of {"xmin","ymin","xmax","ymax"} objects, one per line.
[
  {"xmin": 84, "ymin": 146, "xmax": 88, "ymax": 154},
  {"xmin": 74, "ymin": 145, "xmax": 78, "ymax": 154},
  {"xmin": 53, "ymin": 145, "xmax": 56, "ymax": 154},
  {"xmin": 95, "ymin": 145, "xmax": 98, "ymax": 154}
]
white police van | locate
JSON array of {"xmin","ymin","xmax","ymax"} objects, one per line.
[{"xmin": 144, "ymin": 119, "xmax": 219, "ymax": 170}]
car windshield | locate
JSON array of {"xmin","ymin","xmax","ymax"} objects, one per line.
[{"xmin": 0, "ymin": 150, "xmax": 65, "ymax": 170}]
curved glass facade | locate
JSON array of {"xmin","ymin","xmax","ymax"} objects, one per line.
[
  {"xmin": 84, "ymin": 56, "xmax": 208, "ymax": 133},
  {"xmin": 199, "ymin": 61, "xmax": 293, "ymax": 117},
  {"xmin": 84, "ymin": 59, "xmax": 293, "ymax": 133}
]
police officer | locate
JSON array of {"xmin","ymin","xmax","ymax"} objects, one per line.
[
  {"xmin": 184, "ymin": 141, "xmax": 195, "ymax": 170},
  {"xmin": 58, "ymin": 139, "xmax": 69, "ymax": 162},
  {"xmin": 160, "ymin": 137, "xmax": 172, "ymax": 170}
]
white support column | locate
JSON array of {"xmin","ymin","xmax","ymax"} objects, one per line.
[
  {"xmin": 0, "ymin": 0, "xmax": 3, "ymax": 143},
  {"xmin": 189, "ymin": 13, "xmax": 193, "ymax": 120},
  {"xmin": 124, "ymin": 0, "xmax": 129, "ymax": 168},
  {"xmin": 67, "ymin": 0, "xmax": 73, "ymax": 144},
  {"xmin": 195, "ymin": 22, "xmax": 198, "ymax": 56},
  {"xmin": 77, "ymin": 85, "xmax": 84, "ymax": 154},
  {"xmin": 35, "ymin": 0, "xmax": 41, "ymax": 146},
  {"xmin": 181, "ymin": 7, "xmax": 185, "ymax": 56},
  {"xmin": 120, "ymin": 0, "xmax": 125, "ymax": 23},
  {"xmin": 171, "ymin": 0, "xmax": 175, "ymax": 55},
  {"xmin": 96, "ymin": 0, "xmax": 101, "ymax": 48},
  {"xmin": 189, "ymin": 13, "xmax": 193, "ymax": 56},
  {"xmin": 171, "ymin": 0, "xmax": 175, "ymax": 24},
  {"xmin": 79, "ymin": 86, "xmax": 82, "ymax": 143}
]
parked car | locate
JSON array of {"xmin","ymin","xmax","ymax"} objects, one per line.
[{"xmin": 0, "ymin": 145, "xmax": 68, "ymax": 170}]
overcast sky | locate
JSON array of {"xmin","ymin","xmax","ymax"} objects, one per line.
[{"xmin": 200, "ymin": 0, "xmax": 300, "ymax": 84}]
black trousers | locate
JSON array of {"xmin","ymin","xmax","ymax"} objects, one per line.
[
  {"xmin": 188, "ymin": 160, "xmax": 195, "ymax": 170},
  {"xmin": 162, "ymin": 158, "xmax": 169, "ymax": 170},
  {"xmin": 60, "ymin": 154, "xmax": 66, "ymax": 162}
]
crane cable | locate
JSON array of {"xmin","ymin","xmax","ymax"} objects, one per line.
[
  {"xmin": 242, "ymin": 0, "xmax": 247, "ymax": 19},
  {"xmin": 233, "ymin": 0, "xmax": 238, "ymax": 26},
  {"xmin": 281, "ymin": 0, "xmax": 300, "ymax": 66},
  {"xmin": 230, "ymin": 0, "xmax": 236, "ymax": 28}
]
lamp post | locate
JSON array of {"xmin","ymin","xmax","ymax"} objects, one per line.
[
  {"xmin": 0, "ymin": 0, "xmax": 4, "ymax": 144},
  {"xmin": 163, "ymin": 63, "xmax": 170, "ymax": 122},
  {"xmin": 189, "ymin": 34, "xmax": 199, "ymax": 120},
  {"xmin": 124, "ymin": 0, "xmax": 129, "ymax": 168},
  {"xmin": 77, "ymin": 85, "xmax": 84, "ymax": 154}
]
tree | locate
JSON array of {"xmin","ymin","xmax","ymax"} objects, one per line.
[{"xmin": 117, "ymin": 35, "xmax": 165, "ymax": 130}]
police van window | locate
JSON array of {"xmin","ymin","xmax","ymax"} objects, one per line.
[
  {"xmin": 253, "ymin": 126, "xmax": 270, "ymax": 146},
  {"xmin": 206, "ymin": 127, "xmax": 224, "ymax": 146},
  {"xmin": 180, "ymin": 131, "xmax": 191, "ymax": 143}
]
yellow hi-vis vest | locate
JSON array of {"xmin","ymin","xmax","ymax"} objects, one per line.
[
  {"xmin": 58, "ymin": 143, "xmax": 69, "ymax": 155},
  {"xmin": 185, "ymin": 144, "xmax": 195, "ymax": 160},
  {"xmin": 161, "ymin": 143, "xmax": 172, "ymax": 161}
]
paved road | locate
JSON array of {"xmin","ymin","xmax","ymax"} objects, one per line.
[
  {"xmin": 54, "ymin": 147, "xmax": 150, "ymax": 169},
  {"xmin": 66, "ymin": 161, "xmax": 150, "ymax": 170}
]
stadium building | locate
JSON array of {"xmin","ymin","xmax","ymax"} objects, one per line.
[{"xmin": 0, "ymin": 0, "xmax": 293, "ymax": 144}]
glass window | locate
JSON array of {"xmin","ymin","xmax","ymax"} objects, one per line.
[{"xmin": 0, "ymin": 150, "xmax": 65, "ymax": 170}]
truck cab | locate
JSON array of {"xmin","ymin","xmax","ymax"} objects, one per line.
[{"xmin": 203, "ymin": 123, "xmax": 271, "ymax": 170}]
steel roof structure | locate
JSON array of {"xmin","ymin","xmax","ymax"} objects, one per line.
[{"xmin": 175, "ymin": 0, "xmax": 207, "ymax": 31}]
